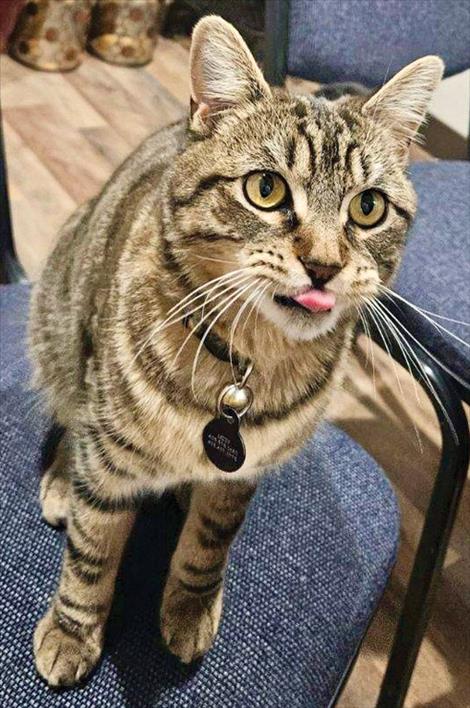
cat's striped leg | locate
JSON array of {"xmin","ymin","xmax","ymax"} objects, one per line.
[
  {"xmin": 34, "ymin": 437, "xmax": 136, "ymax": 687},
  {"xmin": 160, "ymin": 479, "xmax": 255, "ymax": 663}
]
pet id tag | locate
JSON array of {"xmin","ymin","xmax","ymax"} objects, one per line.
[
  {"xmin": 203, "ymin": 407, "xmax": 246, "ymax": 472},
  {"xmin": 202, "ymin": 364, "xmax": 253, "ymax": 473}
]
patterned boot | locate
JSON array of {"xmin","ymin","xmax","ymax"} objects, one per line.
[
  {"xmin": 87, "ymin": 0, "xmax": 170, "ymax": 67},
  {"xmin": 9, "ymin": 0, "xmax": 92, "ymax": 72}
]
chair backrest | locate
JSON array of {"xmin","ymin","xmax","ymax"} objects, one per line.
[{"xmin": 266, "ymin": 0, "xmax": 470, "ymax": 86}]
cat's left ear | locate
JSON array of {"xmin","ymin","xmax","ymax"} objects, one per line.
[
  {"xmin": 362, "ymin": 56, "xmax": 444, "ymax": 147},
  {"xmin": 190, "ymin": 15, "xmax": 271, "ymax": 132}
]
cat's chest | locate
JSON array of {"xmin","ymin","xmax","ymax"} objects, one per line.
[
  {"xmin": 175, "ymin": 349, "xmax": 341, "ymax": 479},
  {"xmin": 137, "ymin": 382, "xmax": 329, "ymax": 486},
  {"xmin": 95, "ymin": 330, "xmax": 347, "ymax": 486}
]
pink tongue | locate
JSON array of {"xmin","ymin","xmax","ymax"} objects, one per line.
[{"xmin": 293, "ymin": 288, "xmax": 336, "ymax": 313}]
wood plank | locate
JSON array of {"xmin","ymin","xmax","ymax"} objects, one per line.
[
  {"xmin": 3, "ymin": 121, "xmax": 75, "ymax": 279},
  {"xmin": 146, "ymin": 36, "xmax": 191, "ymax": 105},
  {"xmin": 81, "ymin": 124, "xmax": 134, "ymax": 172},
  {"xmin": 1, "ymin": 55, "xmax": 105, "ymax": 130},
  {"xmin": 4, "ymin": 103, "xmax": 114, "ymax": 203},
  {"xmin": 66, "ymin": 55, "xmax": 184, "ymax": 149}
]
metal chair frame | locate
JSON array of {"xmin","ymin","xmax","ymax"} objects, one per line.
[
  {"xmin": 0, "ymin": 103, "xmax": 24, "ymax": 285},
  {"xmin": 370, "ymin": 313, "xmax": 469, "ymax": 707},
  {"xmin": 264, "ymin": 2, "xmax": 469, "ymax": 705}
]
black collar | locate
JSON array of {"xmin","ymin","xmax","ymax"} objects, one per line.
[{"xmin": 183, "ymin": 314, "xmax": 251, "ymax": 377}]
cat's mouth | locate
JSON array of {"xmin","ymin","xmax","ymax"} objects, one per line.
[{"xmin": 274, "ymin": 288, "xmax": 336, "ymax": 314}]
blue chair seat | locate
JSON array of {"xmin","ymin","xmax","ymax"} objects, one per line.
[
  {"xmin": 393, "ymin": 161, "xmax": 470, "ymax": 388},
  {"xmin": 0, "ymin": 284, "xmax": 399, "ymax": 707}
]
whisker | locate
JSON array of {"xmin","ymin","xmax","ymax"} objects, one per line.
[
  {"xmin": 135, "ymin": 271, "xmax": 246, "ymax": 345},
  {"xmin": 379, "ymin": 286, "xmax": 470, "ymax": 347},
  {"xmin": 379, "ymin": 285, "xmax": 470, "ymax": 327},
  {"xmin": 154, "ymin": 272, "xmax": 253, "ymax": 336},
  {"xmin": 365, "ymin": 299, "xmax": 421, "ymax": 406},
  {"xmin": 372, "ymin": 299, "xmax": 459, "ymax": 442},
  {"xmin": 365, "ymin": 301, "xmax": 405, "ymax": 399},
  {"xmin": 228, "ymin": 282, "xmax": 265, "ymax": 382},
  {"xmin": 190, "ymin": 280, "xmax": 259, "ymax": 396},
  {"xmin": 377, "ymin": 300, "xmax": 469, "ymax": 392},
  {"xmin": 171, "ymin": 279, "xmax": 256, "ymax": 373},
  {"xmin": 192, "ymin": 254, "xmax": 240, "ymax": 266},
  {"xmin": 356, "ymin": 306, "xmax": 377, "ymax": 397},
  {"xmin": 254, "ymin": 285, "xmax": 271, "ymax": 340},
  {"xmin": 241, "ymin": 281, "xmax": 271, "ymax": 340},
  {"xmin": 365, "ymin": 300, "xmax": 423, "ymax": 451},
  {"xmin": 160, "ymin": 267, "xmax": 252, "ymax": 324},
  {"xmin": 126, "ymin": 271, "xmax": 252, "ymax": 374}
]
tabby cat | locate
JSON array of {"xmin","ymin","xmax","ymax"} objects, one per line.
[{"xmin": 29, "ymin": 16, "xmax": 443, "ymax": 687}]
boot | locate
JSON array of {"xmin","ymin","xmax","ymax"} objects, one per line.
[
  {"xmin": 87, "ymin": 0, "xmax": 169, "ymax": 67},
  {"xmin": 9, "ymin": 0, "xmax": 92, "ymax": 72}
]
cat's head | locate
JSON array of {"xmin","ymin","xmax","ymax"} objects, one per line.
[{"xmin": 166, "ymin": 16, "xmax": 443, "ymax": 341}]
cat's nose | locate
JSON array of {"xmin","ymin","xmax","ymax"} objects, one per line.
[{"xmin": 299, "ymin": 258, "xmax": 341, "ymax": 289}]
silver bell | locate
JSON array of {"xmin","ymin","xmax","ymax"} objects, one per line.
[{"xmin": 218, "ymin": 384, "xmax": 253, "ymax": 417}]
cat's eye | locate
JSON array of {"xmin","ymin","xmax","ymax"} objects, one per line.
[
  {"xmin": 349, "ymin": 190, "xmax": 386, "ymax": 228},
  {"xmin": 244, "ymin": 171, "xmax": 288, "ymax": 210}
]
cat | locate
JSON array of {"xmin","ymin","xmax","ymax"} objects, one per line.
[{"xmin": 28, "ymin": 15, "xmax": 443, "ymax": 687}]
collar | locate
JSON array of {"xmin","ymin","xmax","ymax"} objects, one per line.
[{"xmin": 183, "ymin": 314, "xmax": 251, "ymax": 379}]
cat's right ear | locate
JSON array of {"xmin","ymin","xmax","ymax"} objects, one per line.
[
  {"xmin": 362, "ymin": 56, "xmax": 444, "ymax": 148},
  {"xmin": 189, "ymin": 15, "xmax": 271, "ymax": 132}
]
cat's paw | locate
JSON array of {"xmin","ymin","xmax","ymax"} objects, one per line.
[
  {"xmin": 40, "ymin": 466, "xmax": 69, "ymax": 527},
  {"xmin": 160, "ymin": 578, "xmax": 223, "ymax": 664},
  {"xmin": 33, "ymin": 608, "xmax": 103, "ymax": 687}
]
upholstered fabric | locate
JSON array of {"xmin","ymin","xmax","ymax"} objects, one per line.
[
  {"xmin": 288, "ymin": 0, "xmax": 470, "ymax": 85},
  {"xmin": 391, "ymin": 161, "xmax": 470, "ymax": 387},
  {"xmin": 0, "ymin": 284, "xmax": 399, "ymax": 707}
]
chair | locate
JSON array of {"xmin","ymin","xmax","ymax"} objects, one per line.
[
  {"xmin": 0, "ymin": 8, "xmax": 465, "ymax": 704},
  {"xmin": 264, "ymin": 1, "xmax": 470, "ymax": 705},
  {"xmin": 0, "ymin": 282, "xmax": 399, "ymax": 707}
]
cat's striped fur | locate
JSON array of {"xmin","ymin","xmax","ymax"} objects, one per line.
[{"xmin": 29, "ymin": 16, "xmax": 443, "ymax": 686}]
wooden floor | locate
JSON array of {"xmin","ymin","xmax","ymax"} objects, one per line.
[{"xmin": 2, "ymin": 40, "xmax": 469, "ymax": 708}]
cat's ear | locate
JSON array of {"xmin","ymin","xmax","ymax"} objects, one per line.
[
  {"xmin": 362, "ymin": 56, "xmax": 444, "ymax": 146},
  {"xmin": 189, "ymin": 15, "xmax": 271, "ymax": 131}
]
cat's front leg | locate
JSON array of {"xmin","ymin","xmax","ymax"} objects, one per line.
[
  {"xmin": 34, "ymin": 437, "xmax": 136, "ymax": 687},
  {"xmin": 161, "ymin": 479, "xmax": 256, "ymax": 663}
]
